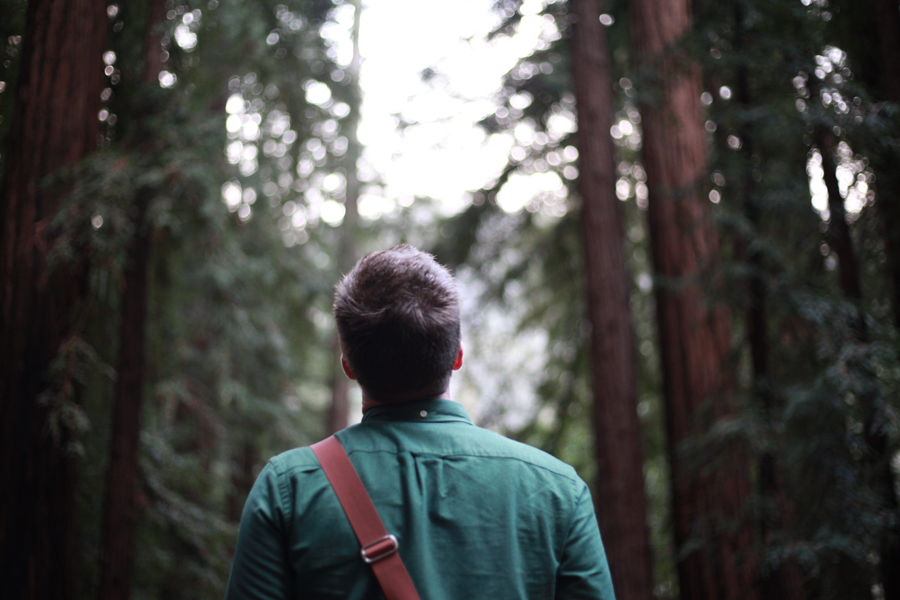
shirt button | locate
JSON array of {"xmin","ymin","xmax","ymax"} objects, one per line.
[{"xmin": 419, "ymin": 410, "xmax": 428, "ymax": 417}]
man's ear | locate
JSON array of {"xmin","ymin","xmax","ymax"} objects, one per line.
[
  {"xmin": 452, "ymin": 344, "xmax": 463, "ymax": 370},
  {"xmin": 340, "ymin": 355, "xmax": 357, "ymax": 380}
]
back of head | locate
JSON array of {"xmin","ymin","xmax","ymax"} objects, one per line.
[{"xmin": 334, "ymin": 245, "xmax": 461, "ymax": 403}]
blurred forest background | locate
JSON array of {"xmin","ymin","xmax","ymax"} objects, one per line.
[{"xmin": 1, "ymin": 0, "xmax": 899, "ymax": 599}]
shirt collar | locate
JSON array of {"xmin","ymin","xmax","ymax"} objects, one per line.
[{"xmin": 361, "ymin": 398, "xmax": 474, "ymax": 425}]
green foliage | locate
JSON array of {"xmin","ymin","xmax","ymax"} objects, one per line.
[{"xmin": 4, "ymin": 0, "xmax": 368, "ymax": 597}]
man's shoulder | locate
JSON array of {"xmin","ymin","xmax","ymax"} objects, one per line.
[
  {"xmin": 464, "ymin": 424, "xmax": 582, "ymax": 482},
  {"xmin": 264, "ymin": 445, "xmax": 320, "ymax": 478},
  {"xmin": 264, "ymin": 421, "xmax": 583, "ymax": 490}
]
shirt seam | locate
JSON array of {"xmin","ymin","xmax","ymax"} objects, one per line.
[
  {"xmin": 270, "ymin": 454, "xmax": 296, "ymax": 538},
  {"xmin": 343, "ymin": 447, "xmax": 581, "ymax": 483},
  {"xmin": 560, "ymin": 481, "xmax": 590, "ymax": 563},
  {"xmin": 359, "ymin": 418, "xmax": 473, "ymax": 425}
]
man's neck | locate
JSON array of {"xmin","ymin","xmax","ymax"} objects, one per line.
[{"xmin": 361, "ymin": 388, "xmax": 451, "ymax": 414}]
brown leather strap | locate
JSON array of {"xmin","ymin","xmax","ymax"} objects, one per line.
[{"xmin": 311, "ymin": 435, "xmax": 422, "ymax": 600}]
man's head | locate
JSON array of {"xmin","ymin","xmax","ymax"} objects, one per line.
[{"xmin": 334, "ymin": 245, "xmax": 461, "ymax": 403}]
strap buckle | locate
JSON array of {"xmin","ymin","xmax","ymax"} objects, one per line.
[{"xmin": 361, "ymin": 534, "xmax": 399, "ymax": 564}]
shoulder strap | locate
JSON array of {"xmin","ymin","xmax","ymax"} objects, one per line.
[{"xmin": 310, "ymin": 435, "xmax": 422, "ymax": 600}]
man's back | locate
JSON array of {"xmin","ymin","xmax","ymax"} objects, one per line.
[{"xmin": 225, "ymin": 399, "xmax": 615, "ymax": 600}]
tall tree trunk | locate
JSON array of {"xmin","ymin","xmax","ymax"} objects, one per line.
[
  {"xmin": 815, "ymin": 128, "xmax": 863, "ymax": 303},
  {"xmin": 97, "ymin": 2, "xmax": 166, "ymax": 599},
  {"xmin": 872, "ymin": 0, "xmax": 900, "ymax": 329},
  {"xmin": 874, "ymin": 0, "xmax": 900, "ymax": 104},
  {"xmin": 823, "ymin": 2, "xmax": 900, "ymax": 593},
  {"xmin": 740, "ymin": 139, "xmax": 805, "ymax": 600},
  {"xmin": 870, "ymin": 7, "xmax": 900, "ymax": 588},
  {"xmin": 571, "ymin": 1, "xmax": 654, "ymax": 598},
  {"xmin": 629, "ymin": 0, "xmax": 759, "ymax": 598},
  {"xmin": 98, "ymin": 188, "xmax": 153, "ymax": 600},
  {"xmin": 875, "ymin": 157, "xmax": 900, "ymax": 332},
  {"xmin": 810, "ymin": 38, "xmax": 900, "ymax": 591},
  {"xmin": 0, "ymin": 1, "xmax": 108, "ymax": 599},
  {"xmin": 814, "ymin": 124, "xmax": 900, "ymax": 600},
  {"xmin": 733, "ymin": 20, "xmax": 804, "ymax": 598},
  {"xmin": 328, "ymin": 0, "xmax": 362, "ymax": 434}
]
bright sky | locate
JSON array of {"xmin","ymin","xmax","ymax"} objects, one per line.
[
  {"xmin": 205, "ymin": 0, "xmax": 875, "ymax": 234},
  {"xmin": 354, "ymin": 0, "xmax": 550, "ymax": 217},
  {"xmin": 213, "ymin": 0, "xmax": 576, "ymax": 226},
  {"xmin": 355, "ymin": 4, "xmax": 872, "ymax": 223}
]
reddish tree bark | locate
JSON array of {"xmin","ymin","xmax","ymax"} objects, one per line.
[
  {"xmin": 97, "ymin": 189, "xmax": 153, "ymax": 600},
  {"xmin": 0, "ymin": 1, "xmax": 108, "ymax": 598},
  {"xmin": 629, "ymin": 0, "xmax": 760, "ymax": 598},
  {"xmin": 571, "ymin": 1, "xmax": 654, "ymax": 598},
  {"xmin": 97, "ymin": 3, "xmax": 167, "ymax": 599}
]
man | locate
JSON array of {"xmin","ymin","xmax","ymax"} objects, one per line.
[{"xmin": 225, "ymin": 245, "xmax": 616, "ymax": 600}]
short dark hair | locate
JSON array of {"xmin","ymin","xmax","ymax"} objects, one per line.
[{"xmin": 334, "ymin": 245, "xmax": 461, "ymax": 403}]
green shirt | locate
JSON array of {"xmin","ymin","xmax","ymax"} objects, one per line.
[{"xmin": 225, "ymin": 399, "xmax": 616, "ymax": 600}]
